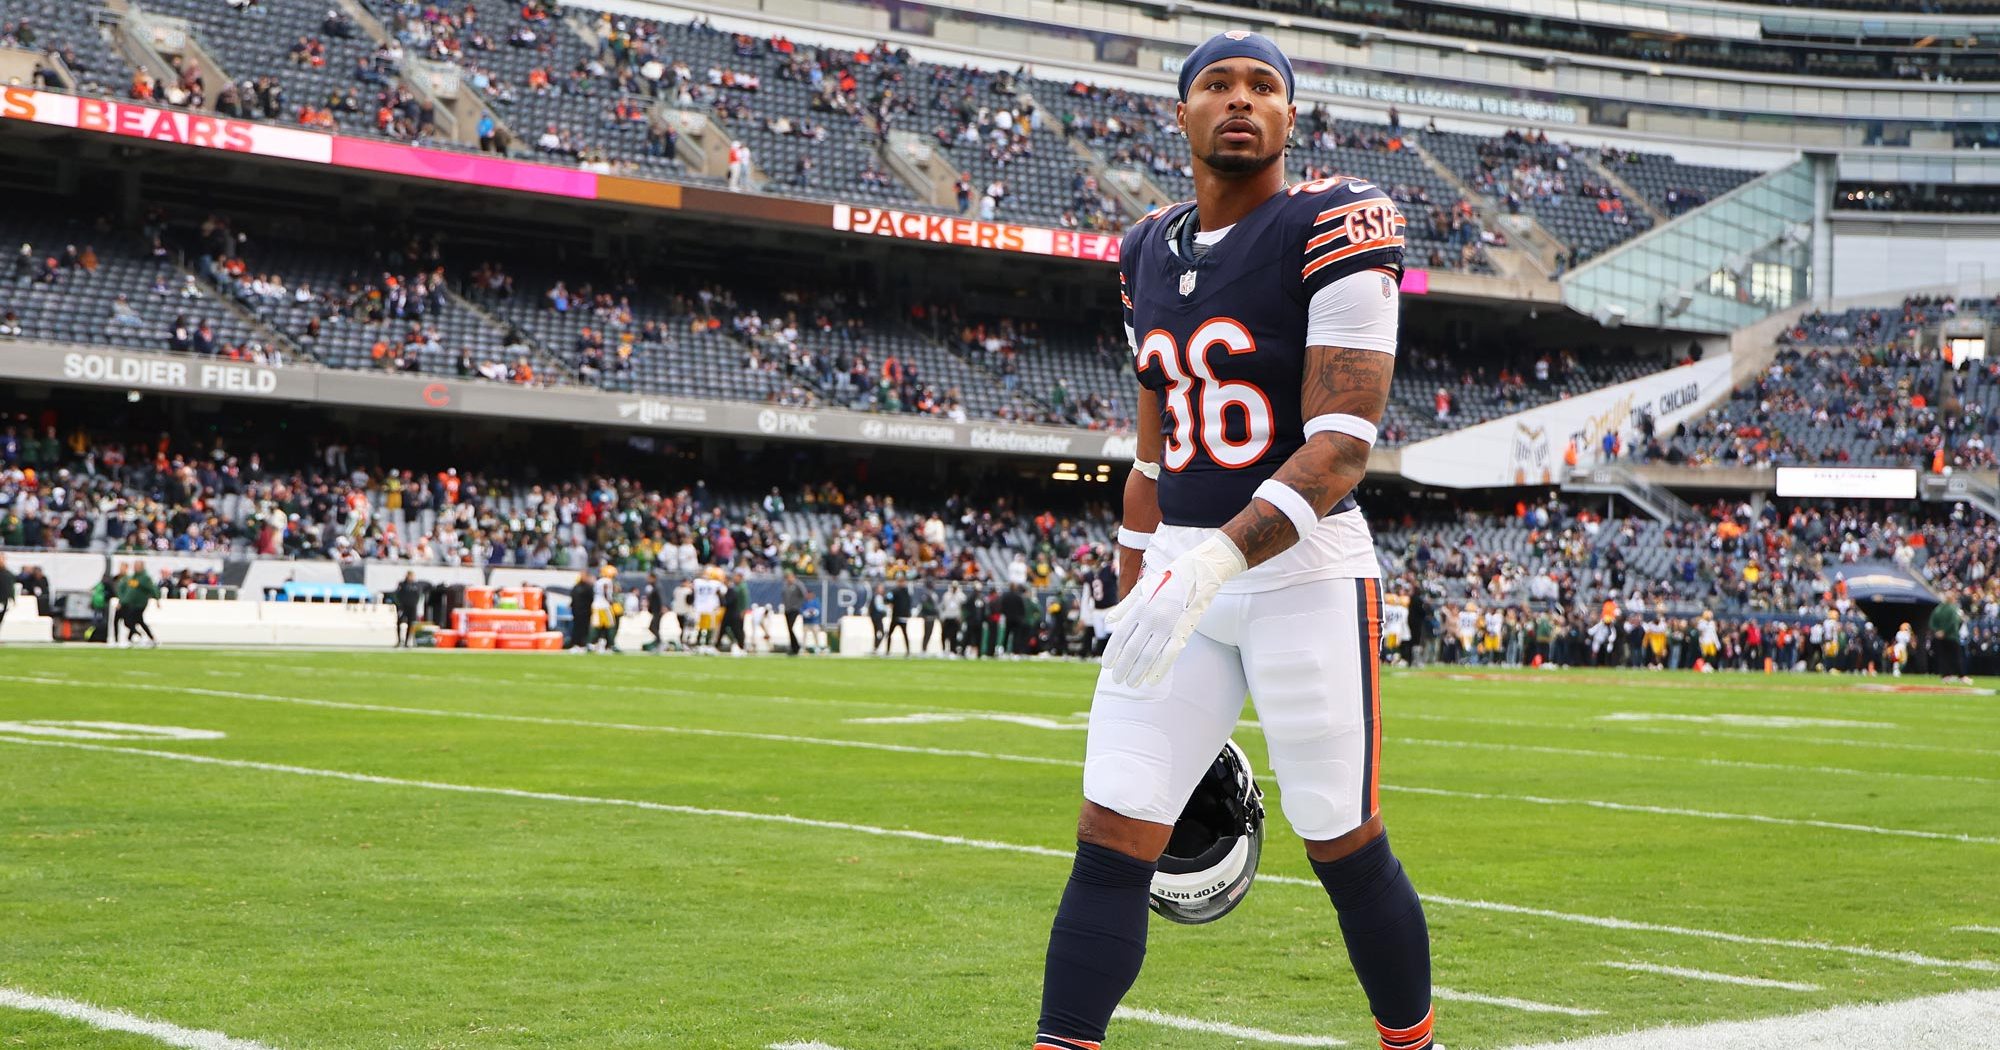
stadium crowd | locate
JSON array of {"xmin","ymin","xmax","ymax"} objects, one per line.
[
  {"xmin": 1634, "ymin": 297, "xmax": 2000, "ymax": 471},
  {"xmin": 0, "ymin": 0, "xmax": 1759, "ymax": 260},
  {"xmin": 5, "ymin": 408, "xmax": 1997, "ymax": 674},
  {"xmin": 1377, "ymin": 493, "xmax": 2000, "ymax": 678},
  {"xmin": 0, "ymin": 417, "xmax": 1114, "ymax": 590}
]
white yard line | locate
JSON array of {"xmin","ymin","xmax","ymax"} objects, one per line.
[
  {"xmin": 2, "ymin": 736, "xmax": 1075, "ymax": 859},
  {"xmin": 11, "ymin": 680, "xmax": 1984, "ymax": 844},
  {"xmin": 1955, "ymin": 925, "xmax": 2000, "ymax": 935},
  {"xmin": 1432, "ymin": 986, "xmax": 1602, "ymax": 1017},
  {"xmin": 10, "ymin": 735, "xmax": 1999, "ymax": 977},
  {"xmin": 1598, "ymin": 712, "xmax": 1897, "ymax": 730},
  {"xmin": 0, "ymin": 676, "xmax": 1082, "ymax": 769},
  {"xmin": 769, "ymin": 1042, "xmax": 853, "ymax": 1050},
  {"xmin": 1394, "ymin": 736, "xmax": 2000, "ymax": 787},
  {"xmin": 1397, "ymin": 710, "xmax": 2000, "ymax": 759},
  {"xmin": 1385, "ymin": 784, "xmax": 2000, "ymax": 846},
  {"xmin": 18, "ymin": 677, "xmax": 1993, "ymax": 846},
  {"xmin": 0, "ymin": 671, "xmax": 1061, "ymax": 722},
  {"xmin": 1113, "ymin": 1006, "xmax": 1344, "ymax": 1046},
  {"xmin": 1597, "ymin": 961, "xmax": 1820, "ymax": 992},
  {"xmin": 1403, "ymin": 893, "xmax": 2000, "ymax": 974},
  {"xmin": 0, "ymin": 986, "xmax": 281, "ymax": 1050},
  {"xmin": 1497, "ymin": 988, "xmax": 2000, "ymax": 1050}
]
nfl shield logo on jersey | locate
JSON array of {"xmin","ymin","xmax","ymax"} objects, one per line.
[{"xmin": 1180, "ymin": 270, "xmax": 1198, "ymax": 297}]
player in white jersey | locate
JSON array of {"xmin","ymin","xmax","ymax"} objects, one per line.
[
  {"xmin": 1382, "ymin": 591, "xmax": 1411, "ymax": 664},
  {"xmin": 1456, "ymin": 604, "xmax": 1479, "ymax": 663},
  {"xmin": 1588, "ymin": 617, "xmax": 1617, "ymax": 665},
  {"xmin": 690, "ymin": 569, "xmax": 724, "ymax": 653},
  {"xmin": 1893, "ymin": 622, "xmax": 1912, "ymax": 676},
  {"xmin": 1697, "ymin": 610, "xmax": 1721, "ymax": 660},
  {"xmin": 590, "ymin": 566, "xmax": 620, "ymax": 652}
]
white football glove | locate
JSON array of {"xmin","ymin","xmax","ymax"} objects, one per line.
[{"xmin": 1101, "ymin": 535, "xmax": 1247, "ymax": 688}]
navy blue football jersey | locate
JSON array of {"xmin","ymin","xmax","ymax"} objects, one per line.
[{"xmin": 1120, "ymin": 177, "xmax": 1404, "ymax": 529}]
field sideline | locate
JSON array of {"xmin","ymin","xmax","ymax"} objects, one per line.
[{"xmin": 2, "ymin": 650, "xmax": 1997, "ymax": 1049}]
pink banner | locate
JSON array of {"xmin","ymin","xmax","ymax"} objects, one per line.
[
  {"xmin": 329, "ymin": 137, "xmax": 598, "ymax": 199},
  {"xmin": 1400, "ymin": 268, "xmax": 1429, "ymax": 295}
]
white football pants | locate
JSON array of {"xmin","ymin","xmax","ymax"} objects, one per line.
[{"xmin": 1083, "ymin": 576, "xmax": 1382, "ymax": 841}]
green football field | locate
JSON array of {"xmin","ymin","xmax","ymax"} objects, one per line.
[{"xmin": 1, "ymin": 649, "xmax": 1996, "ymax": 1049}]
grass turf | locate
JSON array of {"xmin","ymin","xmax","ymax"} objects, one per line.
[{"xmin": 1, "ymin": 650, "xmax": 1996, "ymax": 1049}]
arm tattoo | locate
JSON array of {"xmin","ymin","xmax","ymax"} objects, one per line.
[{"xmin": 1219, "ymin": 345, "xmax": 1394, "ymax": 569}]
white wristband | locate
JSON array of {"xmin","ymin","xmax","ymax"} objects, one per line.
[
  {"xmin": 1304, "ymin": 413, "xmax": 1378, "ymax": 447},
  {"xmin": 1252, "ymin": 479, "xmax": 1320, "ymax": 542},
  {"xmin": 1116, "ymin": 526, "xmax": 1154, "ymax": 551},
  {"xmin": 1132, "ymin": 459, "xmax": 1161, "ymax": 480}
]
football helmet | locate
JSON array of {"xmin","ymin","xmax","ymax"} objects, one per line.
[{"xmin": 1149, "ymin": 738, "xmax": 1265, "ymax": 925}]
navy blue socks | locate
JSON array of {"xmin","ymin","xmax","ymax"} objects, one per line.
[
  {"xmin": 1310, "ymin": 833, "xmax": 1434, "ymax": 1050},
  {"xmin": 1034, "ymin": 842, "xmax": 1158, "ymax": 1048}
]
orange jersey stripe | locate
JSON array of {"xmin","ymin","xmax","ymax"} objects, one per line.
[
  {"xmin": 1306, "ymin": 216, "xmax": 1407, "ymax": 253},
  {"xmin": 1312, "ymin": 198, "xmax": 1381, "ymax": 226},
  {"xmin": 1302, "ymin": 235, "xmax": 1407, "ymax": 280},
  {"xmin": 1365, "ymin": 577, "xmax": 1383, "ymax": 817}
]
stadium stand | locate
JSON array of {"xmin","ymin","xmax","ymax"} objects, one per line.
[
  {"xmin": 642, "ymin": 20, "xmax": 921, "ymax": 200},
  {"xmin": 1383, "ymin": 345, "xmax": 1671, "ymax": 445},
  {"xmin": 0, "ymin": 204, "xmax": 279, "ymax": 364},
  {"xmin": 202, "ymin": 231, "xmax": 547, "ymax": 382},
  {"xmin": 354, "ymin": 0, "xmax": 696, "ymax": 173},
  {"xmin": 1120, "ymin": 0, "xmax": 2000, "ymax": 80},
  {"xmin": 0, "ymin": 418, "xmax": 1115, "ymax": 594},
  {"xmin": 0, "ymin": 0, "xmax": 130, "ymax": 97},
  {"xmin": 466, "ymin": 258, "xmax": 1062, "ymax": 422},
  {"xmin": 1596, "ymin": 148, "xmax": 1760, "ymax": 217},
  {"xmin": 1426, "ymin": 129, "xmax": 1652, "ymax": 265},
  {"xmin": 954, "ymin": 317, "xmax": 1133, "ymax": 431},
  {"xmin": 912, "ymin": 65, "xmax": 1126, "ymax": 230},
  {"xmin": 0, "ymin": 0, "xmax": 1760, "ymax": 270},
  {"xmin": 134, "ymin": 0, "xmax": 387, "ymax": 130},
  {"xmin": 1373, "ymin": 493, "xmax": 2000, "ymax": 671},
  {"xmin": 3, "ymin": 191, "xmax": 1697, "ymax": 443},
  {"xmin": 1637, "ymin": 298, "xmax": 1999, "ymax": 471},
  {"xmin": 469, "ymin": 261, "xmax": 786, "ymax": 400},
  {"xmin": 8, "ymin": 412, "xmax": 1998, "ymax": 671}
]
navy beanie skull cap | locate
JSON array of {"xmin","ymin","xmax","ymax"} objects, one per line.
[{"xmin": 1178, "ymin": 31, "xmax": 1295, "ymax": 102}]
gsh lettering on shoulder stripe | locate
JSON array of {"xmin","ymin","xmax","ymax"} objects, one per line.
[{"xmin": 1344, "ymin": 203, "xmax": 1399, "ymax": 245}]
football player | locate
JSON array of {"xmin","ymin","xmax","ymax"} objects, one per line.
[
  {"xmin": 1697, "ymin": 609, "xmax": 1721, "ymax": 663},
  {"xmin": 1382, "ymin": 588, "xmax": 1410, "ymax": 666},
  {"xmin": 691, "ymin": 567, "xmax": 725, "ymax": 653},
  {"xmin": 1033, "ymin": 31, "xmax": 1435, "ymax": 1050},
  {"xmin": 1457, "ymin": 601, "xmax": 1480, "ymax": 664},
  {"xmin": 1643, "ymin": 613, "xmax": 1668, "ymax": 669}
]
